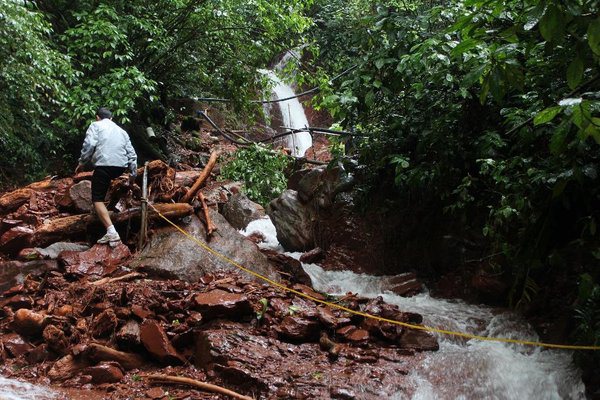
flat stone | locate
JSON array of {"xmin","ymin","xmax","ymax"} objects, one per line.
[
  {"xmin": 36, "ymin": 242, "xmax": 90, "ymax": 260},
  {"xmin": 0, "ymin": 295, "xmax": 33, "ymax": 310},
  {"xmin": 261, "ymin": 249, "xmax": 312, "ymax": 285},
  {"xmin": 1, "ymin": 333, "xmax": 33, "ymax": 357},
  {"xmin": 0, "ymin": 226, "xmax": 34, "ymax": 255},
  {"xmin": 398, "ymin": 329, "xmax": 439, "ymax": 351},
  {"xmin": 60, "ymin": 243, "xmax": 130, "ymax": 277},
  {"xmin": 346, "ymin": 329, "xmax": 370, "ymax": 343},
  {"xmin": 116, "ymin": 320, "xmax": 141, "ymax": 348},
  {"xmin": 140, "ymin": 319, "xmax": 185, "ymax": 365},
  {"xmin": 277, "ymin": 315, "xmax": 320, "ymax": 342},
  {"xmin": 145, "ymin": 387, "xmax": 166, "ymax": 399},
  {"xmin": 83, "ymin": 361, "xmax": 124, "ymax": 384},
  {"xmin": 192, "ymin": 289, "xmax": 252, "ymax": 320},
  {"xmin": 0, "ymin": 260, "xmax": 59, "ymax": 292}
]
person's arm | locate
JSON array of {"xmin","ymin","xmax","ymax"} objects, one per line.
[
  {"xmin": 124, "ymin": 132, "xmax": 137, "ymax": 176},
  {"xmin": 78, "ymin": 123, "xmax": 98, "ymax": 169}
]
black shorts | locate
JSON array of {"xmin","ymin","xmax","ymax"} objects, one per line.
[{"xmin": 92, "ymin": 166, "xmax": 126, "ymax": 202}]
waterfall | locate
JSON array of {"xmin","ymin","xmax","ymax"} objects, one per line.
[
  {"xmin": 261, "ymin": 50, "xmax": 313, "ymax": 157},
  {"xmin": 242, "ymin": 217, "xmax": 587, "ymax": 400}
]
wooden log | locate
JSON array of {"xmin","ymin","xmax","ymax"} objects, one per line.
[
  {"xmin": 0, "ymin": 188, "xmax": 33, "ymax": 214},
  {"xmin": 85, "ymin": 343, "xmax": 145, "ymax": 370},
  {"xmin": 198, "ymin": 193, "xmax": 216, "ymax": 237},
  {"xmin": 31, "ymin": 203, "xmax": 193, "ymax": 248},
  {"xmin": 146, "ymin": 374, "xmax": 253, "ymax": 400},
  {"xmin": 181, "ymin": 151, "xmax": 219, "ymax": 203}
]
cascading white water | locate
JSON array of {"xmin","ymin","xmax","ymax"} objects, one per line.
[
  {"xmin": 261, "ymin": 50, "xmax": 313, "ymax": 157},
  {"xmin": 0, "ymin": 377, "xmax": 58, "ymax": 400},
  {"xmin": 242, "ymin": 217, "xmax": 587, "ymax": 400}
]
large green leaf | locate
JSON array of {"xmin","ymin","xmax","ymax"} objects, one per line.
[
  {"xmin": 533, "ymin": 106, "xmax": 561, "ymax": 126},
  {"xmin": 588, "ymin": 17, "xmax": 600, "ymax": 55},
  {"xmin": 539, "ymin": 5, "xmax": 565, "ymax": 42},
  {"xmin": 567, "ymin": 57, "xmax": 584, "ymax": 90}
]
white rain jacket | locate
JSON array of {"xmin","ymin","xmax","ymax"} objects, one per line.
[{"xmin": 78, "ymin": 118, "xmax": 137, "ymax": 174}]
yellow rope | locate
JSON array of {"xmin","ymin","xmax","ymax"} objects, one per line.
[{"xmin": 149, "ymin": 204, "xmax": 600, "ymax": 351}]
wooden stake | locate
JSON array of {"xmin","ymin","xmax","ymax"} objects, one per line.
[
  {"xmin": 145, "ymin": 374, "xmax": 253, "ymax": 400},
  {"xmin": 198, "ymin": 192, "xmax": 216, "ymax": 237},
  {"xmin": 181, "ymin": 150, "xmax": 219, "ymax": 203}
]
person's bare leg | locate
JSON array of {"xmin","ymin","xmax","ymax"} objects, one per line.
[{"xmin": 94, "ymin": 201, "xmax": 112, "ymax": 229}]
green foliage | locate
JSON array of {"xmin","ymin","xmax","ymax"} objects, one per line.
[
  {"xmin": 220, "ymin": 144, "xmax": 290, "ymax": 206},
  {"xmin": 305, "ymin": 0, "xmax": 600, "ymax": 309}
]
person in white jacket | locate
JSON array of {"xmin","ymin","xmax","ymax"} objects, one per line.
[{"xmin": 75, "ymin": 107, "xmax": 137, "ymax": 244}]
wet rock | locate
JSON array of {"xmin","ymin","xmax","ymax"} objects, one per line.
[
  {"xmin": 299, "ymin": 247, "xmax": 325, "ymax": 264},
  {"xmin": 471, "ymin": 269, "xmax": 508, "ymax": 298},
  {"xmin": 246, "ymin": 231, "xmax": 266, "ymax": 244},
  {"xmin": 91, "ymin": 309, "xmax": 118, "ymax": 337},
  {"xmin": 330, "ymin": 387, "xmax": 356, "ymax": 399},
  {"xmin": 10, "ymin": 309, "xmax": 48, "ymax": 336},
  {"xmin": 42, "ymin": 325, "xmax": 69, "ymax": 355},
  {"xmin": 294, "ymin": 167, "xmax": 324, "ymax": 203},
  {"xmin": 60, "ymin": 243, "xmax": 131, "ymax": 277},
  {"xmin": 69, "ymin": 180, "xmax": 93, "ymax": 213},
  {"xmin": 36, "ymin": 242, "xmax": 90, "ymax": 260},
  {"xmin": 398, "ymin": 329, "xmax": 439, "ymax": 351},
  {"xmin": 0, "ymin": 260, "xmax": 59, "ymax": 292},
  {"xmin": 26, "ymin": 343, "xmax": 57, "ymax": 364},
  {"xmin": 0, "ymin": 294, "xmax": 33, "ymax": 310},
  {"xmin": 316, "ymin": 306, "xmax": 345, "ymax": 329},
  {"xmin": 131, "ymin": 304, "xmax": 154, "ymax": 320},
  {"xmin": 18, "ymin": 247, "xmax": 41, "ymax": 260},
  {"xmin": 292, "ymin": 283, "xmax": 326, "ymax": 301},
  {"xmin": 82, "ymin": 361, "xmax": 124, "ymax": 384},
  {"xmin": 199, "ymin": 181, "xmax": 243, "ymax": 207},
  {"xmin": 140, "ymin": 319, "xmax": 185, "ymax": 365},
  {"xmin": 130, "ymin": 213, "xmax": 279, "ymax": 282},
  {"xmin": 1, "ymin": 333, "xmax": 33, "ymax": 358},
  {"xmin": 145, "ymin": 387, "xmax": 166, "ymax": 399},
  {"xmin": 0, "ymin": 225, "xmax": 34, "ymax": 254},
  {"xmin": 48, "ymin": 354, "xmax": 89, "ymax": 381},
  {"xmin": 85, "ymin": 343, "xmax": 145, "ymax": 370},
  {"xmin": 277, "ymin": 315, "xmax": 320, "ymax": 342},
  {"xmin": 346, "ymin": 329, "xmax": 370, "ymax": 343},
  {"xmin": 192, "ymin": 289, "xmax": 252, "ymax": 320},
  {"xmin": 267, "ymin": 190, "xmax": 315, "ymax": 252},
  {"xmin": 261, "ymin": 249, "xmax": 312, "ymax": 285},
  {"xmin": 0, "ymin": 188, "xmax": 33, "ymax": 214},
  {"xmin": 380, "ymin": 272, "xmax": 423, "ymax": 296},
  {"xmin": 116, "ymin": 320, "xmax": 141, "ymax": 348},
  {"xmin": 222, "ymin": 192, "xmax": 265, "ymax": 229}
]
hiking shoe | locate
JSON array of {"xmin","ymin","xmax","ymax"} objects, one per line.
[{"xmin": 97, "ymin": 232, "xmax": 121, "ymax": 244}]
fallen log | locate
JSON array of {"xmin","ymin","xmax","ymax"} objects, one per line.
[
  {"xmin": 146, "ymin": 374, "xmax": 253, "ymax": 400},
  {"xmin": 198, "ymin": 193, "xmax": 216, "ymax": 237},
  {"xmin": 89, "ymin": 272, "xmax": 145, "ymax": 286},
  {"xmin": 30, "ymin": 203, "xmax": 193, "ymax": 248},
  {"xmin": 181, "ymin": 150, "xmax": 219, "ymax": 203},
  {"xmin": 85, "ymin": 343, "xmax": 145, "ymax": 370}
]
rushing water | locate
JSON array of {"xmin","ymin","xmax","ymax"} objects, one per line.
[
  {"xmin": 0, "ymin": 377, "xmax": 58, "ymax": 400},
  {"xmin": 242, "ymin": 217, "xmax": 587, "ymax": 400},
  {"xmin": 260, "ymin": 50, "xmax": 312, "ymax": 157}
]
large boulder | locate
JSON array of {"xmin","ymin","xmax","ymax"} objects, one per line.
[
  {"xmin": 222, "ymin": 193, "xmax": 265, "ymax": 229},
  {"xmin": 129, "ymin": 211, "xmax": 279, "ymax": 283},
  {"xmin": 267, "ymin": 190, "xmax": 315, "ymax": 252}
]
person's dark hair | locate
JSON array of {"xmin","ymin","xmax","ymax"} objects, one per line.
[{"xmin": 96, "ymin": 107, "xmax": 112, "ymax": 119}]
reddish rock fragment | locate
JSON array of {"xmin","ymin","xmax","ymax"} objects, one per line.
[
  {"xmin": 91, "ymin": 309, "xmax": 118, "ymax": 338},
  {"xmin": 10, "ymin": 308, "xmax": 48, "ymax": 336},
  {"xmin": 277, "ymin": 315, "xmax": 320, "ymax": 342},
  {"xmin": 116, "ymin": 320, "xmax": 141, "ymax": 348},
  {"xmin": 0, "ymin": 295, "xmax": 33, "ymax": 310},
  {"xmin": 398, "ymin": 329, "xmax": 439, "ymax": 351},
  {"xmin": 140, "ymin": 319, "xmax": 185, "ymax": 365},
  {"xmin": 18, "ymin": 248, "xmax": 41, "ymax": 261},
  {"xmin": 299, "ymin": 247, "xmax": 325, "ymax": 264},
  {"xmin": 292, "ymin": 283, "xmax": 326, "ymax": 301},
  {"xmin": 43, "ymin": 325, "xmax": 69, "ymax": 355},
  {"xmin": 1, "ymin": 333, "xmax": 33, "ymax": 357},
  {"xmin": 69, "ymin": 180, "xmax": 93, "ymax": 212},
  {"xmin": 83, "ymin": 361, "xmax": 124, "ymax": 384},
  {"xmin": 131, "ymin": 304, "xmax": 154, "ymax": 319},
  {"xmin": 146, "ymin": 387, "xmax": 166, "ymax": 399},
  {"xmin": 60, "ymin": 243, "xmax": 130, "ymax": 277},
  {"xmin": 192, "ymin": 289, "xmax": 252, "ymax": 320},
  {"xmin": 0, "ymin": 226, "xmax": 34, "ymax": 254},
  {"xmin": 48, "ymin": 354, "xmax": 89, "ymax": 381},
  {"xmin": 346, "ymin": 329, "xmax": 370, "ymax": 343},
  {"xmin": 26, "ymin": 343, "xmax": 57, "ymax": 364}
]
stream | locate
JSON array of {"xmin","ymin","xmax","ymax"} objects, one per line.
[{"xmin": 243, "ymin": 217, "xmax": 588, "ymax": 400}]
